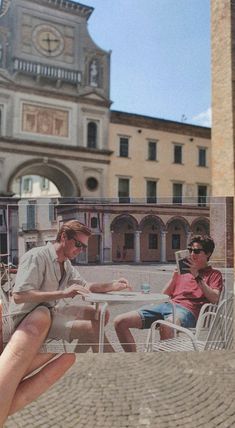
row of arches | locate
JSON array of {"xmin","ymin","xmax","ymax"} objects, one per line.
[
  {"xmin": 110, "ymin": 214, "xmax": 209, "ymax": 263},
  {"xmin": 87, "ymin": 214, "xmax": 209, "ymax": 264}
]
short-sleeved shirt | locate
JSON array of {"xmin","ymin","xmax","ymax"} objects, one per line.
[
  {"xmin": 10, "ymin": 243, "xmax": 87, "ymax": 324},
  {"xmin": 170, "ymin": 266, "xmax": 223, "ymax": 319}
]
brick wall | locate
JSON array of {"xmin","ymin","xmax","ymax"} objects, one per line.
[{"xmin": 211, "ymin": 0, "xmax": 235, "ymax": 268}]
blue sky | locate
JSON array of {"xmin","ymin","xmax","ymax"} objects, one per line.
[{"xmin": 80, "ymin": 0, "xmax": 211, "ymax": 127}]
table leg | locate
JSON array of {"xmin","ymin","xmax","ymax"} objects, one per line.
[
  {"xmin": 98, "ymin": 302, "xmax": 108, "ymax": 353},
  {"xmin": 169, "ymin": 301, "xmax": 176, "ymax": 337},
  {"xmin": 94, "ymin": 303, "xmax": 99, "ymax": 320}
]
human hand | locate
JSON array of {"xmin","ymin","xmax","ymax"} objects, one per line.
[
  {"xmin": 63, "ymin": 284, "xmax": 90, "ymax": 298},
  {"xmin": 112, "ymin": 277, "xmax": 133, "ymax": 292},
  {"xmin": 0, "ymin": 303, "xmax": 75, "ymax": 426},
  {"xmin": 184, "ymin": 258, "xmax": 199, "ymax": 278}
]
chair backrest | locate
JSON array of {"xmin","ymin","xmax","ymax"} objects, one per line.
[
  {"xmin": 0, "ymin": 263, "xmax": 15, "ymax": 346},
  {"xmin": 195, "ymin": 277, "xmax": 228, "ymax": 337},
  {"xmin": 194, "ymin": 303, "xmax": 218, "ymax": 341},
  {"xmin": 204, "ymin": 295, "xmax": 233, "ymax": 351},
  {"xmin": 219, "ymin": 277, "xmax": 227, "ymax": 302}
]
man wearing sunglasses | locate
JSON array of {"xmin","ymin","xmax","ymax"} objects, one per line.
[
  {"xmin": 10, "ymin": 220, "xmax": 130, "ymax": 353},
  {"xmin": 114, "ymin": 235, "xmax": 223, "ymax": 352}
]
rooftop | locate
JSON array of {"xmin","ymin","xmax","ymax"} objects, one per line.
[{"xmin": 111, "ymin": 110, "xmax": 211, "ymax": 139}]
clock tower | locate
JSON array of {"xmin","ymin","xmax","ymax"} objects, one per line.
[
  {"xmin": 0, "ymin": 0, "xmax": 112, "ymax": 198},
  {"xmin": 32, "ymin": 24, "xmax": 65, "ymax": 57}
]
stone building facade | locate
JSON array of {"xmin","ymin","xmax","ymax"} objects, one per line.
[{"xmin": 0, "ymin": 0, "xmax": 111, "ymax": 198}]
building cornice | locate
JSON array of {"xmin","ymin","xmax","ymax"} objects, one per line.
[
  {"xmin": 0, "ymin": 73, "xmax": 111, "ymax": 107},
  {"xmin": 56, "ymin": 199, "xmax": 210, "ymax": 216},
  {"xmin": 110, "ymin": 110, "xmax": 211, "ymax": 139},
  {"xmin": 23, "ymin": 0, "xmax": 94, "ymax": 20},
  {"xmin": 0, "ymin": 137, "xmax": 113, "ymax": 164}
]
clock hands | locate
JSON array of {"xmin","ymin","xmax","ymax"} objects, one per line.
[{"xmin": 42, "ymin": 33, "xmax": 60, "ymax": 53}]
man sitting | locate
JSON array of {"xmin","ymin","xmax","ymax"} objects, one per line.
[
  {"xmin": 114, "ymin": 235, "xmax": 223, "ymax": 352},
  {"xmin": 10, "ymin": 220, "xmax": 130, "ymax": 353}
]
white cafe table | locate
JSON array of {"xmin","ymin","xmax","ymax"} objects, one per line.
[{"xmin": 84, "ymin": 291, "xmax": 174, "ymax": 353}]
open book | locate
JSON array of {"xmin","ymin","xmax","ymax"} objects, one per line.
[{"xmin": 175, "ymin": 249, "xmax": 191, "ymax": 274}]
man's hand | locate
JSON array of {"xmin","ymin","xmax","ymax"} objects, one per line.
[
  {"xmin": 184, "ymin": 258, "xmax": 199, "ymax": 278},
  {"xmin": 63, "ymin": 284, "xmax": 90, "ymax": 298},
  {"xmin": 111, "ymin": 277, "xmax": 133, "ymax": 292},
  {"xmin": 0, "ymin": 303, "xmax": 75, "ymax": 426}
]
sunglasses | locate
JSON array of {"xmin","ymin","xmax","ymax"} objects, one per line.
[
  {"xmin": 188, "ymin": 248, "xmax": 205, "ymax": 254},
  {"xmin": 71, "ymin": 238, "xmax": 88, "ymax": 249}
]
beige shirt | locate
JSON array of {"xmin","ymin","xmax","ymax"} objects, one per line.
[{"xmin": 10, "ymin": 242, "xmax": 87, "ymax": 325}]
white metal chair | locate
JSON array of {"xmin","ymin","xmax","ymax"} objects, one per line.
[
  {"xmin": 0, "ymin": 261, "xmax": 16, "ymax": 346},
  {"xmin": 144, "ymin": 300, "xmax": 218, "ymax": 352},
  {"xmin": 145, "ymin": 295, "xmax": 233, "ymax": 352},
  {"xmin": 145, "ymin": 278, "xmax": 227, "ymax": 351}
]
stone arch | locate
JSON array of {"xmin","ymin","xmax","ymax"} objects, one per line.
[
  {"xmin": 110, "ymin": 213, "xmax": 139, "ymax": 232},
  {"xmin": 7, "ymin": 158, "xmax": 81, "ymax": 197},
  {"xmin": 139, "ymin": 215, "xmax": 165, "ymax": 231},
  {"xmin": 166, "ymin": 216, "xmax": 190, "ymax": 262},
  {"xmin": 110, "ymin": 214, "xmax": 138, "ymax": 263},
  {"xmin": 139, "ymin": 215, "xmax": 166, "ymax": 262},
  {"xmin": 190, "ymin": 217, "xmax": 210, "ymax": 236},
  {"xmin": 165, "ymin": 216, "xmax": 190, "ymax": 232}
]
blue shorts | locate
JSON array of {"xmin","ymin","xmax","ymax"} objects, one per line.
[{"xmin": 138, "ymin": 302, "xmax": 196, "ymax": 329}]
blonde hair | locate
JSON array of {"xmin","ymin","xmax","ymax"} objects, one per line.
[{"xmin": 56, "ymin": 220, "xmax": 91, "ymax": 242}]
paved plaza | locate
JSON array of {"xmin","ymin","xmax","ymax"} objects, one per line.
[{"xmin": 5, "ymin": 264, "xmax": 235, "ymax": 428}]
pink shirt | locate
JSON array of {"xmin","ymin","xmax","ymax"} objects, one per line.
[{"xmin": 170, "ymin": 266, "xmax": 223, "ymax": 319}]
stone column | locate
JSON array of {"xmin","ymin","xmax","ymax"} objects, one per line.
[
  {"xmin": 186, "ymin": 230, "xmax": 192, "ymax": 246},
  {"xmin": 102, "ymin": 212, "xmax": 112, "ymax": 263},
  {"xmin": 134, "ymin": 230, "xmax": 141, "ymax": 263},
  {"xmin": 160, "ymin": 231, "xmax": 167, "ymax": 263}
]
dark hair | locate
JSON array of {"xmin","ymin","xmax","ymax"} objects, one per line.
[
  {"xmin": 56, "ymin": 220, "xmax": 91, "ymax": 242},
  {"xmin": 189, "ymin": 235, "xmax": 215, "ymax": 257}
]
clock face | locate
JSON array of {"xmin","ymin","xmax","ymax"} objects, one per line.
[{"xmin": 32, "ymin": 25, "xmax": 64, "ymax": 57}]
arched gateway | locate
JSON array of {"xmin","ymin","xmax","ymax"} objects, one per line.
[{"xmin": 8, "ymin": 159, "xmax": 80, "ymax": 197}]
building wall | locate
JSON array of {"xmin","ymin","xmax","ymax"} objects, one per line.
[
  {"xmin": 108, "ymin": 113, "xmax": 211, "ymax": 200},
  {"xmin": 211, "ymin": 0, "xmax": 235, "ymax": 197},
  {"xmin": 211, "ymin": 0, "xmax": 235, "ymax": 267}
]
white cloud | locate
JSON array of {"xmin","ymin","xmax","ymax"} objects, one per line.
[{"xmin": 191, "ymin": 107, "xmax": 211, "ymax": 127}]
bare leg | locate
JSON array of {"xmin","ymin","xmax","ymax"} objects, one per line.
[
  {"xmin": 69, "ymin": 306, "xmax": 114, "ymax": 353},
  {"xmin": 114, "ymin": 311, "xmax": 142, "ymax": 352},
  {"xmin": 159, "ymin": 316, "xmax": 181, "ymax": 340}
]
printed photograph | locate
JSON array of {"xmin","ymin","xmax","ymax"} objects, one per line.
[
  {"xmin": 0, "ymin": 197, "xmax": 233, "ymax": 354},
  {"xmin": 0, "ymin": 0, "xmax": 235, "ymax": 425}
]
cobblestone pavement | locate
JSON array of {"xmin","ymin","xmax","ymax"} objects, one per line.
[{"xmin": 5, "ymin": 264, "xmax": 235, "ymax": 428}]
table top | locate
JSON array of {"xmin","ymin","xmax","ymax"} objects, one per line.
[{"xmin": 84, "ymin": 291, "xmax": 170, "ymax": 304}]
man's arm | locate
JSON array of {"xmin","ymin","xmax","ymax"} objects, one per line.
[
  {"xmin": 195, "ymin": 278, "xmax": 220, "ymax": 304},
  {"xmin": 161, "ymin": 270, "xmax": 178, "ymax": 296},
  {"xmin": 13, "ymin": 284, "xmax": 89, "ymax": 304},
  {"xmin": 87, "ymin": 278, "xmax": 131, "ymax": 293},
  {"xmin": 186, "ymin": 259, "xmax": 222, "ymax": 304},
  {"xmin": 13, "ymin": 289, "xmax": 65, "ymax": 304}
]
